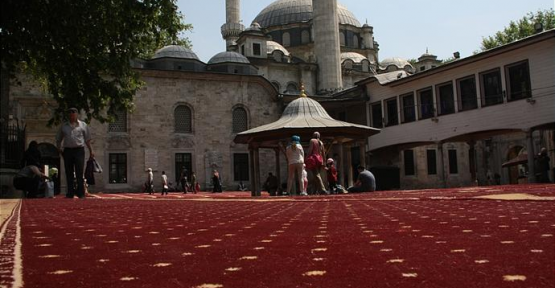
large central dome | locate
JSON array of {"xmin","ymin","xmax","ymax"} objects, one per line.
[{"xmin": 253, "ymin": 0, "xmax": 361, "ymax": 28}]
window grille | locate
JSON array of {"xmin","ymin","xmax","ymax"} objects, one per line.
[
  {"xmin": 108, "ymin": 110, "xmax": 127, "ymax": 133},
  {"xmin": 175, "ymin": 105, "xmax": 192, "ymax": 133},
  {"xmin": 232, "ymin": 108, "xmax": 248, "ymax": 133}
]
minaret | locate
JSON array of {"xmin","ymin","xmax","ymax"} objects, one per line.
[
  {"xmin": 221, "ymin": 0, "xmax": 244, "ymax": 50},
  {"xmin": 312, "ymin": 0, "xmax": 342, "ymax": 93}
]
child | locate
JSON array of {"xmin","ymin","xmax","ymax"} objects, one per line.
[
  {"xmin": 301, "ymin": 164, "xmax": 308, "ymax": 196},
  {"xmin": 326, "ymin": 158, "xmax": 338, "ymax": 194}
]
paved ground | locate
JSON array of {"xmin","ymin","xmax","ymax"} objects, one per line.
[{"xmin": 1, "ymin": 184, "xmax": 554, "ymax": 288}]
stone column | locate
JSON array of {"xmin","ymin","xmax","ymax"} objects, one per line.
[
  {"xmin": 275, "ymin": 148, "xmax": 281, "ymax": 191},
  {"xmin": 526, "ymin": 129, "xmax": 536, "ymax": 183},
  {"xmin": 249, "ymin": 148, "xmax": 256, "ymax": 196},
  {"xmin": 312, "ymin": 0, "xmax": 342, "ymax": 92},
  {"xmin": 337, "ymin": 139, "xmax": 345, "ymax": 186},
  {"xmin": 359, "ymin": 142, "xmax": 366, "ymax": 168},
  {"xmin": 437, "ymin": 142, "xmax": 446, "ymax": 188}
]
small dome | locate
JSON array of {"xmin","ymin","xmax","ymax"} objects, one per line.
[
  {"xmin": 341, "ymin": 52, "xmax": 368, "ymax": 63},
  {"xmin": 267, "ymin": 41, "xmax": 290, "ymax": 56},
  {"xmin": 254, "ymin": 0, "xmax": 361, "ymax": 28},
  {"xmin": 207, "ymin": 51, "xmax": 250, "ymax": 65},
  {"xmin": 153, "ymin": 45, "xmax": 199, "ymax": 60},
  {"xmin": 380, "ymin": 57, "xmax": 413, "ymax": 70},
  {"xmin": 247, "ymin": 22, "xmax": 262, "ymax": 31}
]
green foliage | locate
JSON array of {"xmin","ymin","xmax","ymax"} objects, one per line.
[
  {"xmin": 1, "ymin": 0, "xmax": 192, "ymax": 125},
  {"xmin": 480, "ymin": 9, "xmax": 555, "ymax": 51}
]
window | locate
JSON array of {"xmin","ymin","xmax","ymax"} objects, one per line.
[
  {"xmin": 480, "ymin": 68, "xmax": 503, "ymax": 106},
  {"xmin": 271, "ymin": 81, "xmax": 281, "ymax": 92},
  {"xmin": 109, "ymin": 153, "xmax": 127, "ymax": 183},
  {"xmin": 108, "ymin": 110, "xmax": 127, "ymax": 133},
  {"xmin": 232, "ymin": 107, "xmax": 248, "ymax": 133},
  {"xmin": 282, "ymin": 32, "xmax": 291, "ymax": 47},
  {"xmin": 234, "ymin": 153, "xmax": 249, "ymax": 181},
  {"xmin": 301, "ymin": 30, "xmax": 310, "ymax": 44},
  {"xmin": 253, "ymin": 43, "xmax": 261, "ymax": 56},
  {"xmin": 353, "ymin": 35, "xmax": 359, "ymax": 48},
  {"xmin": 175, "ymin": 153, "xmax": 192, "ymax": 183},
  {"xmin": 448, "ymin": 149, "xmax": 458, "ymax": 174},
  {"xmin": 385, "ymin": 98, "xmax": 398, "ymax": 127},
  {"xmin": 505, "ymin": 60, "xmax": 531, "ymax": 101},
  {"xmin": 175, "ymin": 105, "xmax": 192, "ymax": 133},
  {"xmin": 401, "ymin": 93, "xmax": 416, "ymax": 123},
  {"xmin": 404, "ymin": 150, "xmax": 415, "ymax": 176},
  {"xmin": 371, "ymin": 102, "xmax": 383, "ymax": 128},
  {"xmin": 286, "ymin": 82, "xmax": 298, "ymax": 93},
  {"xmin": 436, "ymin": 81, "xmax": 455, "ymax": 115},
  {"xmin": 241, "ymin": 45, "xmax": 245, "ymax": 56},
  {"xmin": 418, "ymin": 88, "xmax": 434, "ymax": 119},
  {"xmin": 427, "ymin": 149, "xmax": 437, "ymax": 175},
  {"xmin": 339, "ymin": 32, "xmax": 345, "ymax": 46},
  {"xmin": 457, "ymin": 76, "xmax": 477, "ymax": 111}
]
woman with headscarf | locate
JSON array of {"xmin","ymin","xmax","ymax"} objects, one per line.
[
  {"xmin": 22, "ymin": 141, "xmax": 41, "ymax": 168},
  {"xmin": 305, "ymin": 131, "xmax": 326, "ymax": 195},
  {"xmin": 285, "ymin": 135, "xmax": 305, "ymax": 196}
]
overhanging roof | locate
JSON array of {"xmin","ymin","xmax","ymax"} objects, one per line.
[{"xmin": 234, "ymin": 96, "xmax": 381, "ymax": 148}]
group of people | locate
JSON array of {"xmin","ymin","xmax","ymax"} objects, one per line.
[
  {"xmin": 144, "ymin": 167, "xmax": 202, "ymax": 195},
  {"xmin": 279, "ymin": 131, "xmax": 376, "ymax": 196}
]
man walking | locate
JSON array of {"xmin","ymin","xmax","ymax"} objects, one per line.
[{"xmin": 56, "ymin": 107, "xmax": 93, "ymax": 198}]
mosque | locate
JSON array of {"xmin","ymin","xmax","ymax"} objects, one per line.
[{"xmin": 1, "ymin": 0, "xmax": 553, "ymax": 194}]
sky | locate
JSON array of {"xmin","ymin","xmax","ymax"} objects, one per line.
[{"xmin": 177, "ymin": 0, "xmax": 554, "ymax": 63}]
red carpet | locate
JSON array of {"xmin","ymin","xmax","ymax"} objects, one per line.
[{"xmin": 1, "ymin": 184, "xmax": 554, "ymax": 287}]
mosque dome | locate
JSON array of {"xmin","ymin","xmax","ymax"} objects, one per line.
[
  {"xmin": 341, "ymin": 52, "xmax": 368, "ymax": 63},
  {"xmin": 207, "ymin": 51, "xmax": 250, "ymax": 65},
  {"xmin": 153, "ymin": 45, "xmax": 199, "ymax": 60},
  {"xmin": 253, "ymin": 0, "xmax": 361, "ymax": 28},
  {"xmin": 267, "ymin": 41, "xmax": 290, "ymax": 56},
  {"xmin": 380, "ymin": 57, "xmax": 414, "ymax": 72}
]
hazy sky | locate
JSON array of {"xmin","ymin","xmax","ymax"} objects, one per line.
[{"xmin": 177, "ymin": 0, "xmax": 553, "ymax": 62}]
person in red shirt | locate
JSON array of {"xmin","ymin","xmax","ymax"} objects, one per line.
[{"xmin": 326, "ymin": 158, "xmax": 338, "ymax": 194}]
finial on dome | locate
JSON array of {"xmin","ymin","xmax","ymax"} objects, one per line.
[{"xmin": 299, "ymin": 83, "xmax": 307, "ymax": 98}]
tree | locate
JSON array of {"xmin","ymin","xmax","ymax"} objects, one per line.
[
  {"xmin": 480, "ymin": 9, "xmax": 555, "ymax": 51},
  {"xmin": 1, "ymin": 0, "xmax": 192, "ymax": 125}
]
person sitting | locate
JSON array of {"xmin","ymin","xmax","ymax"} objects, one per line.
[
  {"xmin": 13, "ymin": 165, "xmax": 49, "ymax": 198},
  {"xmin": 263, "ymin": 172, "xmax": 279, "ymax": 196},
  {"xmin": 347, "ymin": 165, "xmax": 376, "ymax": 193}
]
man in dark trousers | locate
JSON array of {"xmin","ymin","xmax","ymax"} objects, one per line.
[{"xmin": 56, "ymin": 108, "xmax": 94, "ymax": 199}]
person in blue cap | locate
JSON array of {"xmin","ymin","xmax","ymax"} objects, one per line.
[{"xmin": 285, "ymin": 135, "xmax": 305, "ymax": 196}]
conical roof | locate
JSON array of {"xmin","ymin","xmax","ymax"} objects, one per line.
[{"xmin": 234, "ymin": 97, "xmax": 380, "ymax": 147}]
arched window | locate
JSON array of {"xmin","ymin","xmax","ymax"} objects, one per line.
[
  {"xmin": 301, "ymin": 30, "xmax": 310, "ymax": 44},
  {"xmin": 271, "ymin": 81, "xmax": 281, "ymax": 92},
  {"xmin": 108, "ymin": 110, "xmax": 127, "ymax": 133},
  {"xmin": 232, "ymin": 107, "xmax": 248, "ymax": 133},
  {"xmin": 174, "ymin": 105, "xmax": 192, "ymax": 133},
  {"xmin": 286, "ymin": 82, "xmax": 298, "ymax": 93},
  {"xmin": 353, "ymin": 35, "xmax": 359, "ymax": 48},
  {"xmin": 282, "ymin": 32, "xmax": 291, "ymax": 47},
  {"xmin": 339, "ymin": 32, "xmax": 345, "ymax": 46}
]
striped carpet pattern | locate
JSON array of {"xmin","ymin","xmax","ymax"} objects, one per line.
[{"xmin": 1, "ymin": 184, "xmax": 554, "ymax": 288}]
